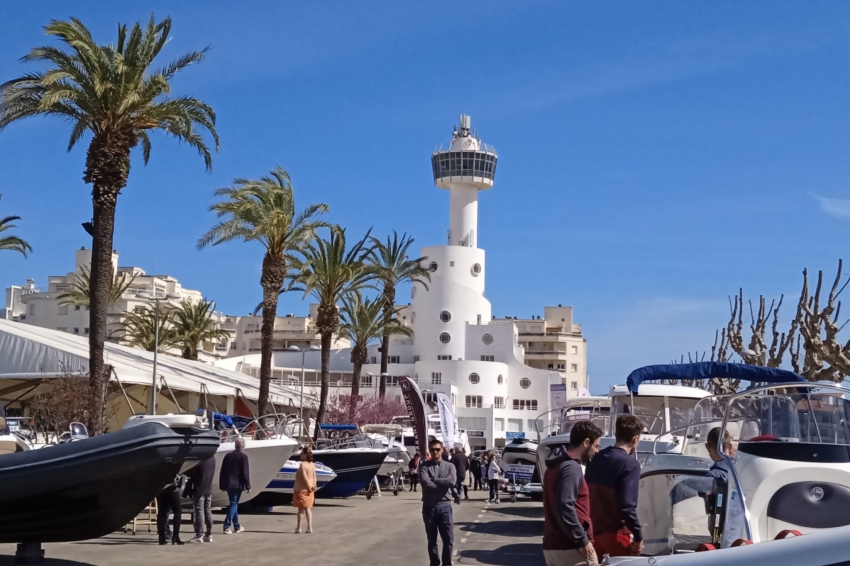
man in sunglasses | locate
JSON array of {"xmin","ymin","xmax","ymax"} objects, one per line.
[{"xmin": 420, "ymin": 438, "xmax": 458, "ymax": 566}]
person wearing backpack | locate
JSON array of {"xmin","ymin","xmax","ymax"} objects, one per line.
[{"xmin": 486, "ymin": 451, "xmax": 501, "ymax": 504}]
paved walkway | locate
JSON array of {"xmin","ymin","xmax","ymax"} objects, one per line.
[{"xmin": 0, "ymin": 489, "xmax": 544, "ymax": 565}]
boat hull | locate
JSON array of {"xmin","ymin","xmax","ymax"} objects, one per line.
[
  {"xmin": 246, "ymin": 461, "xmax": 337, "ymax": 507},
  {"xmin": 0, "ymin": 422, "xmax": 219, "ymax": 543},
  {"xmin": 210, "ymin": 436, "xmax": 298, "ymax": 508},
  {"xmin": 312, "ymin": 449, "xmax": 387, "ymax": 498}
]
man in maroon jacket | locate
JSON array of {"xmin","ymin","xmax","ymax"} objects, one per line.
[{"xmin": 543, "ymin": 420, "xmax": 603, "ymax": 566}]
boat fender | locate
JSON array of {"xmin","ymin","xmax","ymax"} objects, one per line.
[
  {"xmin": 731, "ymin": 539, "xmax": 753, "ymax": 547},
  {"xmin": 695, "ymin": 544, "xmax": 717, "ymax": 552},
  {"xmin": 774, "ymin": 530, "xmax": 802, "ymax": 540}
]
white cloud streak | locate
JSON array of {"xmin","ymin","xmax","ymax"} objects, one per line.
[{"xmin": 813, "ymin": 194, "xmax": 850, "ymax": 220}]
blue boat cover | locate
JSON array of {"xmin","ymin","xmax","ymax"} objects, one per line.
[
  {"xmin": 320, "ymin": 424, "xmax": 358, "ymax": 430},
  {"xmin": 625, "ymin": 362, "xmax": 806, "ymax": 393}
]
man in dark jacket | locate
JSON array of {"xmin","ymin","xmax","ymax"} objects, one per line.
[
  {"xmin": 585, "ymin": 415, "xmax": 643, "ymax": 558},
  {"xmin": 543, "ymin": 420, "xmax": 602, "ymax": 566},
  {"xmin": 452, "ymin": 447, "xmax": 470, "ymax": 500},
  {"xmin": 420, "ymin": 438, "xmax": 457, "ymax": 566},
  {"xmin": 187, "ymin": 455, "xmax": 216, "ymax": 543},
  {"xmin": 469, "ymin": 456, "xmax": 482, "ymax": 491},
  {"xmin": 219, "ymin": 436, "xmax": 250, "ymax": 535}
]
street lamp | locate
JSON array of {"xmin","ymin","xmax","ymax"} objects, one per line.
[
  {"xmin": 288, "ymin": 344, "xmax": 320, "ymax": 437},
  {"xmin": 138, "ymin": 292, "xmax": 180, "ymax": 415}
]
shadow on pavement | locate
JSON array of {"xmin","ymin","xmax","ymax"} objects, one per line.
[
  {"xmin": 457, "ymin": 520, "xmax": 542, "ymax": 537},
  {"xmin": 459, "ymin": 543, "xmax": 544, "ymax": 566},
  {"xmin": 485, "ymin": 506, "xmax": 542, "ymax": 519}
]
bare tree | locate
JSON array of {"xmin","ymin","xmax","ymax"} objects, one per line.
[{"xmin": 797, "ymin": 260, "xmax": 850, "ymax": 382}]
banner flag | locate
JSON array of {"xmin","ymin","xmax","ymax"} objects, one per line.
[
  {"xmin": 398, "ymin": 375, "xmax": 430, "ymax": 458},
  {"xmin": 436, "ymin": 392, "xmax": 457, "ymax": 449}
]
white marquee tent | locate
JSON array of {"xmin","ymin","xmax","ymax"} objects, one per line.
[{"xmin": 0, "ymin": 318, "xmax": 302, "ymax": 409}]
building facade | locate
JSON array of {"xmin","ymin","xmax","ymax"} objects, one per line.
[{"xmin": 219, "ymin": 116, "xmax": 589, "ymax": 450}]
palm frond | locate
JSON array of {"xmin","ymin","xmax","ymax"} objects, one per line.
[
  {"xmin": 57, "ymin": 264, "xmax": 136, "ymax": 307},
  {"xmin": 0, "ymin": 195, "xmax": 32, "ymax": 257}
]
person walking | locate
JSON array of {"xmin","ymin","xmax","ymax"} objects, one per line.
[
  {"xmin": 186, "ymin": 454, "xmax": 216, "ymax": 543},
  {"xmin": 219, "ymin": 436, "xmax": 251, "ymax": 535},
  {"xmin": 156, "ymin": 475, "xmax": 185, "ymax": 545},
  {"xmin": 585, "ymin": 415, "xmax": 643, "ymax": 558},
  {"xmin": 409, "ymin": 453, "xmax": 421, "ymax": 492},
  {"xmin": 452, "ymin": 447, "xmax": 469, "ymax": 500},
  {"xmin": 486, "ymin": 451, "xmax": 501, "ymax": 504},
  {"xmin": 469, "ymin": 455, "xmax": 482, "ymax": 491},
  {"xmin": 543, "ymin": 421, "xmax": 603, "ymax": 566},
  {"xmin": 293, "ymin": 446, "xmax": 318, "ymax": 534},
  {"xmin": 420, "ymin": 439, "xmax": 457, "ymax": 566}
]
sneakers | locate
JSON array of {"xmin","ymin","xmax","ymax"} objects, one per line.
[
  {"xmin": 223, "ymin": 528, "xmax": 233, "ymax": 535},
  {"xmin": 187, "ymin": 534, "xmax": 204, "ymax": 544},
  {"xmin": 203, "ymin": 535, "xmax": 213, "ymax": 543},
  {"xmin": 235, "ymin": 526, "xmax": 245, "ymax": 533}
]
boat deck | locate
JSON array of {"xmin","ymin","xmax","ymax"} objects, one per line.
[{"xmin": 0, "ymin": 488, "xmax": 545, "ymax": 565}]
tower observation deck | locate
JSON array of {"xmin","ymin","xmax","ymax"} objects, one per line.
[{"xmin": 430, "ymin": 115, "xmax": 498, "ymax": 248}]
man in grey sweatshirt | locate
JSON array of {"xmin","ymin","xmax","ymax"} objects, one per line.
[{"xmin": 420, "ymin": 438, "xmax": 458, "ymax": 566}]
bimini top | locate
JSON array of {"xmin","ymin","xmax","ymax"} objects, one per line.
[
  {"xmin": 319, "ymin": 424, "xmax": 359, "ymax": 431},
  {"xmin": 625, "ymin": 362, "xmax": 806, "ymax": 394}
]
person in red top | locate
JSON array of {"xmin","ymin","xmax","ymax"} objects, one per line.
[
  {"xmin": 543, "ymin": 420, "xmax": 603, "ymax": 566},
  {"xmin": 585, "ymin": 415, "xmax": 643, "ymax": 558}
]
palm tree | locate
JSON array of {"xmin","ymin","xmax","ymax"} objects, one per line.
[
  {"xmin": 57, "ymin": 265, "xmax": 136, "ymax": 307},
  {"xmin": 118, "ymin": 306, "xmax": 177, "ymax": 353},
  {"xmin": 368, "ymin": 232, "xmax": 430, "ymax": 397},
  {"xmin": 339, "ymin": 292, "xmax": 413, "ymax": 403},
  {"xmin": 198, "ymin": 167, "xmax": 327, "ymax": 413},
  {"xmin": 289, "ymin": 227, "xmax": 375, "ymax": 437},
  {"xmin": 0, "ymin": 194, "xmax": 32, "ymax": 257},
  {"xmin": 170, "ymin": 299, "xmax": 230, "ymax": 360},
  {"xmin": 0, "ymin": 16, "xmax": 219, "ymax": 433}
]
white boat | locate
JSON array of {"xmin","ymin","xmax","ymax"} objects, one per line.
[
  {"xmin": 0, "ymin": 415, "xmax": 32, "ymax": 455},
  {"xmin": 362, "ymin": 423, "xmax": 412, "ymax": 477},
  {"xmin": 606, "ymin": 523, "xmax": 850, "ymax": 565},
  {"xmin": 125, "ymin": 412, "xmax": 299, "ymax": 508},
  {"xmin": 619, "ymin": 362, "xmax": 850, "ymax": 559},
  {"xmin": 537, "ymin": 386, "xmax": 709, "ymax": 484}
]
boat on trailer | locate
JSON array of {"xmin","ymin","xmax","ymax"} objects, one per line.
[
  {"xmin": 247, "ymin": 459, "xmax": 337, "ymax": 507},
  {"xmin": 311, "ymin": 424, "xmax": 388, "ymax": 498},
  {"xmin": 0, "ymin": 410, "xmax": 219, "ymax": 551}
]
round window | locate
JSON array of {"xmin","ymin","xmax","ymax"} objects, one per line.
[
  {"xmin": 471, "ymin": 263, "xmax": 482, "ymax": 276},
  {"xmin": 469, "ymin": 373, "xmax": 480, "ymax": 384},
  {"xmin": 429, "ymin": 261, "xmax": 438, "ymax": 273},
  {"xmin": 439, "ymin": 332, "xmax": 451, "ymax": 344},
  {"xmin": 497, "ymin": 375, "xmax": 503, "ymax": 385},
  {"xmin": 440, "ymin": 311, "xmax": 451, "ymax": 322},
  {"xmin": 482, "ymin": 333, "xmax": 493, "ymax": 345},
  {"xmin": 520, "ymin": 377, "xmax": 531, "ymax": 389}
]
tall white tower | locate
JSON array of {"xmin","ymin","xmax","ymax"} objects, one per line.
[
  {"xmin": 412, "ymin": 116, "xmax": 498, "ymax": 361},
  {"xmin": 430, "ymin": 114, "xmax": 498, "ymax": 248}
]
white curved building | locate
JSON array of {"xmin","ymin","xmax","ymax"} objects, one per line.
[{"xmin": 218, "ymin": 116, "xmax": 587, "ymax": 451}]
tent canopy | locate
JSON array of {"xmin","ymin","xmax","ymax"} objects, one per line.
[
  {"xmin": 0, "ymin": 319, "xmax": 299, "ymax": 405},
  {"xmin": 625, "ymin": 362, "xmax": 807, "ymax": 393}
]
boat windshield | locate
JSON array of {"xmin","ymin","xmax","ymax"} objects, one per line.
[
  {"xmin": 728, "ymin": 390, "xmax": 850, "ymax": 445},
  {"xmin": 615, "ymin": 396, "xmax": 702, "ymax": 436}
]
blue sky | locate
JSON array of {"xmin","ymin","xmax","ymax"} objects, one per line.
[{"xmin": 1, "ymin": 2, "xmax": 849, "ymax": 393}]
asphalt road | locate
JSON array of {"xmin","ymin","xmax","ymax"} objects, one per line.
[{"xmin": 0, "ymin": 488, "xmax": 545, "ymax": 565}]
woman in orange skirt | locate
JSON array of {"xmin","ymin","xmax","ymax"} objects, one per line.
[{"xmin": 293, "ymin": 446, "xmax": 318, "ymax": 533}]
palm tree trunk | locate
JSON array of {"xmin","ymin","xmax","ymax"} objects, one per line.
[
  {"xmin": 379, "ymin": 333, "xmax": 390, "ymax": 398},
  {"xmin": 378, "ymin": 294, "xmax": 394, "ymax": 398},
  {"xmin": 258, "ymin": 252, "xmax": 287, "ymax": 415},
  {"xmin": 87, "ymin": 188, "xmax": 118, "ymax": 435},
  {"xmin": 84, "ymin": 132, "xmax": 133, "ymax": 435},
  {"xmin": 350, "ymin": 359, "xmax": 362, "ymax": 421},
  {"xmin": 314, "ymin": 331, "xmax": 333, "ymax": 439}
]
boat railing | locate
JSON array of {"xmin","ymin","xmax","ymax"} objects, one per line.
[{"xmin": 218, "ymin": 412, "xmax": 301, "ymax": 443}]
